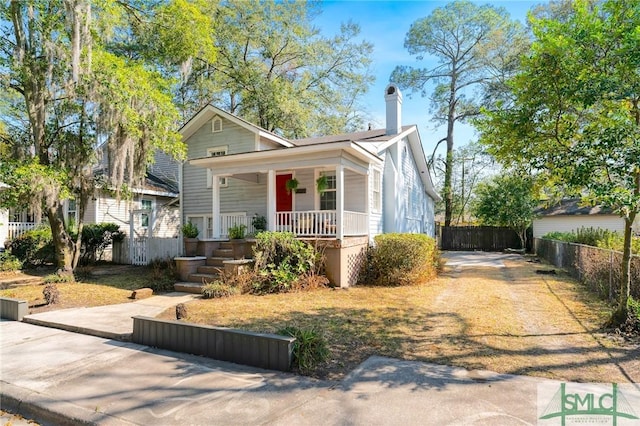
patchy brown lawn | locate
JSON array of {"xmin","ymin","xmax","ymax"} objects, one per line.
[
  {"xmin": 158, "ymin": 256, "xmax": 639, "ymax": 383},
  {"xmin": 0, "ymin": 264, "xmax": 160, "ymax": 314}
]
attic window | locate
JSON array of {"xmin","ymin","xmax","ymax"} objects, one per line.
[
  {"xmin": 212, "ymin": 117, "xmax": 222, "ymax": 133},
  {"xmin": 207, "ymin": 146, "xmax": 228, "ymax": 188}
]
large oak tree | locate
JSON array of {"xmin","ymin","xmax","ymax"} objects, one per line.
[{"xmin": 0, "ymin": 0, "xmax": 212, "ymax": 273}]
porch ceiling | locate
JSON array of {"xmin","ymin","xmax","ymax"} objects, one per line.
[{"xmin": 189, "ymin": 141, "xmax": 381, "ymax": 176}]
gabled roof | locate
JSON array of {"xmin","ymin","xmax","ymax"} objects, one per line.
[
  {"xmin": 183, "ymin": 105, "xmax": 440, "ymax": 202},
  {"xmin": 535, "ymin": 198, "xmax": 615, "ymax": 216},
  {"xmin": 179, "ymin": 104, "xmax": 293, "ymax": 147}
]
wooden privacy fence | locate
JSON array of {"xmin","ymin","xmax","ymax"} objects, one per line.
[{"xmin": 440, "ymin": 226, "xmax": 521, "ymax": 251}]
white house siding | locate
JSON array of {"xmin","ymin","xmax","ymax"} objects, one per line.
[
  {"xmin": 292, "ymin": 169, "xmax": 315, "ymax": 211},
  {"xmin": 82, "ymin": 199, "xmax": 98, "ymax": 224},
  {"xmin": 532, "ymin": 215, "xmax": 625, "ymax": 238},
  {"xmin": 397, "ymin": 138, "xmax": 431, "ymax": 235},
  {"xmin": 153, "ymin": 205, "xmax": 180, "ymax": 238},
  {"xmin": 382, "ymin": 145, "xmax": 399, "ymax": 233},
  {"xmin": 220, "ymin": 177, "xmax": 268, "ymax": 218},
  {"xmin": 183, "ymin": 116, "xmax": 263, "ymax": 220},
  {"xmin": 344, "ymin": 170, "xmax": 366, "ymax": 212},
  {"xmin": 96, "ymin": 196, "xmax": 131, "ymax": 233},
  {"xmin": 258, "ymin": 139, "xmax": 282, "ymax": 151},
  {"xmin": 368, "ymin": 162, "xmax": 383, "ymax": 239}
]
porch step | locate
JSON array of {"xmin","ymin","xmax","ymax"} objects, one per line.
[
  {"xmin": 187, "ymin": 273, "xmax": 219, "ymax": 284},
  {"xmin": 218, "ymin": 241, "xmax": 233, "ymax": 250},
  {"xmin": 197, "ymin": 265, "xmax": 222, "ymax": 275},
  {"xmin": 206, "ymin": 257, "xmax": 231, "ymax": 267},
  {"xmin": 174, "ymin": 282, "xmax": 205, "ymax": 294},
  {"xmin": 213, "ymin": 248, "xmax": 233, "ymax": 257}
]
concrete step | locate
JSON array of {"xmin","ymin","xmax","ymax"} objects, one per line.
[
  {"xmin": 174, "ymin": 282, "xmax": 205, "ymax": 294},
  {"xmin": 187, "ymin": 273, "xmax": 218, "ymax": 284},
  {"xmin": 218, "ymin": 241, "xmax": 233, "ymax": 250},
  {"xmin": 197, "ymin": 265, "xmax": 222, "ymax": 275},
  {"xmin": 213, "ymin": 248, "xmax": 233, "ymax": 257},
  {"xmin": 206, "ymin": 257, "xmax": 231, "ymax": 267}
]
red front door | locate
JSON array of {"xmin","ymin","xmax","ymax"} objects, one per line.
[{"xmin": 276, "ymin": 174, "xmax": 293, "ymax": 212}]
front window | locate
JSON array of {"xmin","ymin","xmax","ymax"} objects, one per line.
[
  {"xmin": 67, "ymin": 199, "xmax": 78, "ymax": 227},
  {"xmin": 141, "ymin": 199, "xmax": 152, "ymax": 228},
  {"xmin": 319, "ymin": 172, "xmax": 336, "ymax": 211},
  {"xmin": 373, "ymin": 169, "xmax": 382, "ymax": 212}
]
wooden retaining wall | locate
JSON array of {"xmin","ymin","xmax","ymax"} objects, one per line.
[{"xmin": 132, "ymin": 316, "xmax": 295, "ymax": 372}]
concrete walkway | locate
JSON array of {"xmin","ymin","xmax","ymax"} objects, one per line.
[
  {"xmin": 1, "ymin": 320, "xmax": 553, "ymax": 425},
  {"xmin": 22, "ymin": 293, "xmax": 196, "ymax": 340}
]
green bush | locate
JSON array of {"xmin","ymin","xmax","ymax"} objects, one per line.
[
  {"xmin": 201, "ymin": 280, "xmax": 240, "ymax": 299},
  {"xmin": 44, "ymin": 272, "xmax": 75, "ymax": 284},
  {"xmin": 228, "ymin": 223, "xmax": 247, "ymax": 239},
  {"xmin": 0, "ymin": 251, "xmax": 23, "ymax": 272},
  {"xmin": 364, "ymin": 233, "xmax": 438, "ymax": 286},
  {"xmin": 252, "ymin": 215, "xmax": 267, "ymax": 232},
  {"xmin": 79, "ymin": 223, "xmax": 124, "ymax": 265},
  {"xmin": 182, "ymin": 221, "xmax": 199, "ymax": 238},
  {"xmin": 277, "ymin": 326, "xmax": 329, "ymax": 374},
  {"xmin": 8, "ymin": 226, "xmax": 55, "ymax": 267},
  {"xmin": 542, "ymin": 227, "xmax": 640, "ymax": 254},
  {"xmin": 251, "ymin": 232, "xmax": 323, "ymax": 294}
]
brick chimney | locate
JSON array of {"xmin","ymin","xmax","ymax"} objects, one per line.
[{"xmin": 385, "ymin": 83, "xmax": 402, "ymax": 135}]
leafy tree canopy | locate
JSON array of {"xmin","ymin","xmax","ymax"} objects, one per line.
[
  {"xmin": 477, "ymin": 0, "xmax": 640, "ymax": 312},
  {"xmin": 390, "ymin": 0, "xmax": 529, "ymax": 226},
  {"xmin": 176, "ymin": 0, "xmax": 374, "ymax": 138},
  {"xmin": 472, "ymin": 174, "xmax": 537, "ymax": 248}
]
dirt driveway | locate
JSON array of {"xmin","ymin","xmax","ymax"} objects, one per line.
[{"xmin": 434, "ymin": 251, "xmax": 640, "ymax": 383}]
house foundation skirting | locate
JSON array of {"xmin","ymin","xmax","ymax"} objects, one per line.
[{"xmin": 301, "ymin": 237, "xmax": 369, "ymax": 287}]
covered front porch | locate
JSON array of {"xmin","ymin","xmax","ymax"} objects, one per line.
[{"xmin": 189, "ymin": 141, "xmax": 381, "ymax": 241}]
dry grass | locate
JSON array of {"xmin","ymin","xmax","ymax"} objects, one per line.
[
  {"xmin": 158, "ymin": 256, "xmax": 639, "ymax": 383},
  {"xmin": 0, "ymin": 265, "xmax": 162, "ymax": 314}
]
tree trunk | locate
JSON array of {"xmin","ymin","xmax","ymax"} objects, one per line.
[
  {"xmin": 443, "ymin": 77, "xmax": 457, "ymax": 227},
  {"xmin": 619, "ymin": 214, "xmax": 635, "ymax": 309},
  {"xmin": 46, "ymin": 206, "xmax": 74, "ymax": 276}
]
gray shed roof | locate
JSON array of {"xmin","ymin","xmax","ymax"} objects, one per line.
[{"xmin": 535, "ymin": 198, "xmax": 614, "ymax": 216}]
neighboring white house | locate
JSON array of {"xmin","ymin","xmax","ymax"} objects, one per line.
[
  {"xmin": 533, "ymin": 198, "xmax": 640, "ymax": 238},
  {"xmin": 180, "ymin": 83, "xmax": 440, "ymax": 286},
  {"xmin": 0, "ymin": 152, "xmax": 182, "ymax": 256}
]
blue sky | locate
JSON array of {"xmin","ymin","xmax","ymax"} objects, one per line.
[{"xmin": 314, "ymin": 0, "xmax": 543, "ymax": 158}]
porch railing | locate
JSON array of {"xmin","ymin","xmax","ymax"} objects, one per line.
[
  {"xmin": 218, "ymin": 214, "xmax": 256, "ymax": 238},
  {"xmin": 6, "ymin": 222, "xmax": 37, "ymax": 241},
  {"xmin": 274, "ymin": 210, "xmax": 368, "ymax": 237},
  {"xmin": 344, "ymin": 211, "xmax": 368, "ymax": 236}
]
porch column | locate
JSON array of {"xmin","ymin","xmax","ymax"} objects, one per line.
[
  {"xmin": 365, "ymin": 168, "xmax": 370, "ymax": 240},
  {"xmin": 267, "ymin": 169, "xmax": 276, "ymax": 231},
  {"xmin": 336, "ymin": 164, "xmax": 344, "ymax": 240},
  {"xmin": 211, "ymin": 171, "xmax": 221, "ymax": 238}
]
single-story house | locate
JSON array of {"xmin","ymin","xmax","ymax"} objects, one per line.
[
  {"xmin": 180, "ymin": 83, "xmax": 440, "ymax": 286},
  {"xmin": 533, "ymin": 198, "xmax": 640, "ymax": 238},
  {"xmin": 0, "ymin": 152, "xmax": 181, "ymax": 251}
]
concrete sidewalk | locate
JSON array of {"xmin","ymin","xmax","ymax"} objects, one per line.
[
  {"xmin": 0, "ymin": 320, "xmax": 558, "ymax": 425},
  {"xmin": 22, "ymin": 293, "xmax": 196, "ymax": 340}
]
